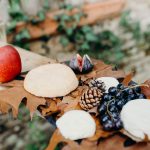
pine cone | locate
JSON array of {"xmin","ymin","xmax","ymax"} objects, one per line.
[
  {"xmin": 80, "ymin": 88, "xmax": 103, "ymax": 110},
  {"xmin": 88, "ymin": 79, "xmax": 106, "ymax": 93}
]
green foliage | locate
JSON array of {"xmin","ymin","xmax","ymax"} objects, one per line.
[
  {"xmin": 55, "ymin": 8, "xmax": 124, "ymax": 65},
  {"xmin": 120, "ymin": 11, "xmax": 142, "ymax": 41},
  {"xmin": 13, "ymin": 29, "xmax": 31, "ymax": 49},
  {"xmin": 8, "ymin": 0, "xmax": 28, "ymax": 21},
  {"xmin": 7, "ymin": 0, "xmax": 48, "ymax": 49}
]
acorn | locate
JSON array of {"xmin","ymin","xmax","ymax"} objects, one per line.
[{"xmin": 69, "ymin": 54, "xmax": 93, "ymax": 74}]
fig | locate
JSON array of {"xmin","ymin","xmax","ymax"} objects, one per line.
[{"xmin": 69, "ymin": 54, "xmax": 93, "ymax": 74}]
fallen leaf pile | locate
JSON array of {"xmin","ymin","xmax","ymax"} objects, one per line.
[{"xmin": 1, "ymin": 59, "xmax": 150, "ymax": 150}]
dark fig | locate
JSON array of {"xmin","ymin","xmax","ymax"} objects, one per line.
[{"xmin": 69, "ymin": 54, "xmax": 93, "ymax": 74}]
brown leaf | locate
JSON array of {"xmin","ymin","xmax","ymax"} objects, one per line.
[
  {"xmin": 98, "ymin": 134, "xmax": 150, "ymax": 150},
  {"xmin": 0, "ymin": 100, "xmax": 12, "ymax": 114},
  {"xmin": 40, "ymin": 98, "xmax": 61, "ymax": 116},
  {"xmin": 96, "ymin": 67, "xmax": 125, "ymax": 79},
  {"xmin": 122, "ymin": 73, "xmax": 133, "ymax": 86},
  {"xmin": 58, "ymin": 96, "xmax": 81, "ymax": 114},
  {"xmin": 57, "ymin": 86, "xmax": 85, "ymax": 116},
  {"xmin": 46, "ymin": 129, "xmax": 80, "ymax": 150},
  {"xmin": 0, "ymin": 86, "xmax": 46, "ymax": 117},
  {"xmin": 78, "ymin": 59, "xmax": 125, "ymax": 80},
  {"xmin": 88, "ymin": 106, "xmax": 98, "ymax": 116},
  {"xmin": 1, "ymin": 80, "xmax": 24, "ymax": 87},
  {"xmin": 80, "ymin": 139, "xmax": 98, "ymax": 150}
]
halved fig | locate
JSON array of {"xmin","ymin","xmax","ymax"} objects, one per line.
[{"xmin": 69, "ymin": 54, "xmax": 93, "ymax": 74}]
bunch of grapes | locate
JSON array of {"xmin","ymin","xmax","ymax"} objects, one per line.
[{"xmin": 98, "ymin": 82, "xmax": 146, "ymax": 131}]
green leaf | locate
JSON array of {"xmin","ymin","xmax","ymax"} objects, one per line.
[
  {"xmin": 61, "ymin": 14, "xmax": 71, "ymax": 22},
  {"xmin": 85, "ymin": 33, "xmax": 98, "ymax": 42},
  {"xmin": 66, "ymin": 28, "xmax": 74, "ymax": 36},
  {"xmin": 37, "ymin": 10, "xmax": 46, "ymax": 21},
  {"xmin": 60, "ymin": 36, "xmax": 70, "ymax": 47},
  {"xmin": 65, "ymin": 4, "xmax": 74, "ymax": 10},
  {"xmin": 80, "ymin": 42, "xmax": 90, "ymax": 50},
  {"xmin": 74, "ymin": 32, "xmax": 84, "ymax": 43},
  {"xmin": 43, "ymin": 0, "xmax": 49, "ymax": 10},
  {"xmin": 73, "ymin": 13, "xmax": 83, "ymax": 23},
  {"xmin": 15, "ymin": 29, "xmax": 31, "ymax": 42},
  {"xmin": 81, "ymin": 25, "xmax": 92, "ymax": 33}
]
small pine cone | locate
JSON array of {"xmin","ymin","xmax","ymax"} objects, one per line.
[
  {"xmin": 88, "ymin": 79, "xmax": 106, "ymax": 93},
  {"xmin": 80, "ymin": 88, "xmax": 103, "ymax": 110}
]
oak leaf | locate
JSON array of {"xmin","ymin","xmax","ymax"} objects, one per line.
[
  {"xmin": 46, "ymin": 129, "xmax": 80, "ymax": 150},
  {"xmin": 78, "ymin": 59, "xmax": 125, "ymax": 80},
  {"xmin": 0, "ymin": 81, "xmax": 46, "ymax": 118},
  {"xmin": 39, "ymin": 98, "xmax": 61, "ymax": 116},
  {"xmin": 98, "ymin": 134, "xmax": 150, "ymax": 150},
  {"xmin": 122, "ymin": 73, "xmax": 133, "ymax": 86}
]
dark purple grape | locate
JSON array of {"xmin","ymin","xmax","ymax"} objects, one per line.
[
  {"xmin": 117, "ymin": 83, "xmax": 124, "ymax": 90},
  {"xmin": 103, "ymin": 120, "xmax": 114, "ymax": 131},
  {"xmin": 130, "ymin": 94, "xmax": 135, "ymax": 100},
  {"xmin": 114, "ymin": 119, "xmax": 123, "ymax": 130},
  {"xmin": 111, "ymin": 112, "xmax": 119, "ymax": 119},
  {"xmin": 116, "ymin": 100, "xmax": 125, "ymax": 110},
  {"xmin": 135, "ymin": 93, "xmax": 140, "ymax": 99},
  {"xmin": 123, "ymin": 88, "xmax": 131, "ymax": 95},
  {"xmin": 128, "ymin": 81, "xmax": 137, "ymax": 86},
  {"xmin": 137, "ymin": 94, "xmax": 146, "ymax": 99},
  {"xmin": 103, "ymin": 94, "xmax": 111, "ymax": 102},
  {"xmin": 108, "ymin": 87, "xmax": 118, "ymax": 96},
  {"xmin": 116, "ymin": 92, "xmax": 122, "ymax": 99},
  {"xmin": 134, "ymin": 87, "xmax": 141, "ymax": 93},
  {"xmin": 109, "ymin": 105, "xmax": 118, "ymax": 113},
  {"xmin": 127, "ymin": 95, "xmax": 134, "ymax": 101},
  {"xmin": 108, "ymin": 95, "xmax": 113, "ymax": 101},
  {"xmin": 98, "ymin": 103, "xmax": 107, "ymax": 115},
  {"xmin": 100, "ymin": 114, "xmax": 110, "ymax": 124},
  {"xmin": 128, "ymin": 89, "xmax": 134, "ymax": 95}
]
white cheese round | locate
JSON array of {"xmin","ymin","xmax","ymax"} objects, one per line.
[
  {"xmin": 56, "ymin": 110, "xmax": 96, "ymax": 140},
  {"xmin": 121, "ymin": 99, "xmax": 150, "ymax": 142},
  {"xmin": 24, "ymin": 63, "xmax": 78, "ymax": 97}
]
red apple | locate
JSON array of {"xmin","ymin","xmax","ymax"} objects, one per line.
[{"xmin": 0, "ymin": 45, "xmax": 22, "ymax": 83}]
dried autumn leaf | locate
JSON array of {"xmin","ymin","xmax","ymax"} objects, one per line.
[
  {"xmin": 98, "ymin": 134, "xmax": 150, "ymax": 150},
  {"xmin": 58, "ymin": 96, "xmax": 81, "ymax": 115},
  {"xmin": 0, "ymin": 86, "xmax": 46, "ymax": 117},
  {"xmin": 46, "ymin": 129, "xmax": 80, "ymax": 150},
  {"xmin": 122, "ymin": 73, "xmax": 133, "ymax": 86},
  {"xmin": 0, "ymin": 100, "xmax": 12, "ymax": 114},
  {"xmin": 78, "ymin": 59, "xmax": 125, "ymax": 80},
  {"xmin": 80, "ymin": 139, "xmax": 98, "ymax": 150},
  {"xmin": 88, "ymin": 106, "xmax": 98, "ymax": 116},
  {"xmin": 1, "ymin": 80, "xmax": 24, "ymax": 87},
  {"xmin": 141, "ymin": 79, "xmax": 150, "ymax": 98},
  {"xmin": 40, "ymin": 98, "xmax": 61, "ymax": 116}
]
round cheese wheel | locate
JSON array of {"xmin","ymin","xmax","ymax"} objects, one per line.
[
  {"xmin": 56, "ymin": 110, "xmax": 96, "ymax": 140},
  {"xmin": 121, "ymin": 99, "xmax": 150, "ymax": 142},
  {"xmin": 24, "ymin": 64, "xmax": 78, "ymax": 97}
]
